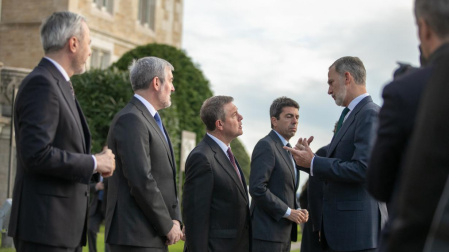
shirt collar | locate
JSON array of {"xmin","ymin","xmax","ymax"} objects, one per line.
[
  {"xmin": 134, "ymin": 94, "xmax": 157, "ymax": 117},
  {"xmin": 207, "ymin": 132, "xmax": 230, "ymax": 155},
  {"xmin": 44, "ymin": 56, "xmax": 70, "ymax": 82},
  {"xmin": 273, "ymin": 130, "xmax": 289, "ymax": 146},
  {"xmin": 347, "ymin": 93, "xmax": 369, "ymax": 111}
]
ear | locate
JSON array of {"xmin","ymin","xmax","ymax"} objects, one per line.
[
  {"xmin": 418, "ymin": 17, "xmax": 431, "ymax": 42},
  {"xmin": 344, "ymin": 72, "xmax": 352, "ymax": 86},
  {"xmin": 271, "ymin": 116, "xmax": 278, "ymax": 128},
  {"xmin": 68, "ymin": 37, "xmax": 78, "ymax": 53},
  {"xmin": 151, "ymin": 77, "xmax": 160, "ymax": 91},
  {"xmin": 215, "ymin": 119, "xmax": 223, "ymax": 131}
]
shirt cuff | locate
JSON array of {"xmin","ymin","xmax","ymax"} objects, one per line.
[
  {"xmin": 92, "ymin": 155, "xmax": 97, "ymax": 173},
  {"xmin": 283, "ymin": 207, "xmax": 291, "ymax": 218},
  {"xmin": 310, "ymin": 156, "xmax": 315, "ymax": 176}
]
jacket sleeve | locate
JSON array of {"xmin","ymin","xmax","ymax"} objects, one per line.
[
  {"xmin": 249, "ymin": 140, "xmax": 289, "ymax": 221},
  {"xmin": 182, "ymin": 150, "xmax": 214, "ymax": 252}
]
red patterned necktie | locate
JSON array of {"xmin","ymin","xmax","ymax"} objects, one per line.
[
  {"xmin": 68, "ymin": 80, "xmax": 75, "ymax": 99},
  {"xmin": 227, "ymin": 147, "xmax": 243, "ymax": 185}
]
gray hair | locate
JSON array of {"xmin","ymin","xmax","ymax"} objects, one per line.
[
  {"xmin": 269, "ymin": 96, "xmax": 299, "ymax": 128},
  {"xmin": 200, "ymin": 96, "xmax": 234, "ymax": 131},
  {"xmin": 415, "ymin": 0, "xmax": 449, "ymax": 39},
  {"xmin": 128, "ymin": 56, "xmax": 174, "ymax": 91},
  {"xmin": 330, "ymin": 56, "xmax": 366, "ymax": 85},
  {"xmin": 40, "ymin": 12, "xmax": 86, "ymax": 54}
]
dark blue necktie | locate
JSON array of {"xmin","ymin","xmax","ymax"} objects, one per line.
[
  {"xmin": 154, "ymin": 112, "xmax": 168, "ymax": 142},
  {"xmin": 98, "ymin": 176, "xmax": 104, "ymax": 201}
]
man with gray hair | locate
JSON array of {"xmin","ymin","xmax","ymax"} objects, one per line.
[
  {"xmin": 182, "ymin": 96, "xmax": 251, "ymax": 252},
  {"xmin": 8, "ymin": 11, "xmax": 116, "ymax": 252},
  {"xmin": 286, "ymin": 57, "xmax": 387, "ymax": 252},
  {"xmin": 105, "ymin": 56, "xmax": 182, "ymax": 252},
  {"xmin": 381, "ymin": 0, "xmax": 449, "ymax": 251}
]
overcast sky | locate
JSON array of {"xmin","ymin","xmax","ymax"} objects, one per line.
[{"xmin": 181, "ymin": 0, "xmax": 420, "ymax": 187}]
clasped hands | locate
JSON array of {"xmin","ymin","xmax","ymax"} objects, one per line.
[
  {"xmin": 287, "ymin": 209, "xmax": 309, "ymax": 224},
  {"xmin": 284, "ymin": 136, "xmax": 315, "ymax": 168},
  {"xmin": 166, "ymin": 220, "xmax": 185, "ymax": 245}
]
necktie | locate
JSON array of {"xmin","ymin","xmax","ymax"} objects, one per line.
[
  {"xmin": 335, "ymin": 107, "xmax": 350, "ymax": 134},
  {"xmin": 227, "ymin": 147, "xmax": 243, "ymax": 185},
  {"xmin": 98, "ymin": 175, "xmax": 104, "ymax": 201},
  {"xmin": 286, "ymin": 143, "xmax": 298, "ymax": 186},
  {"xmin": 68, "ymin": 80, "xmax": 75, "ymax": 99},
  {"xmin": 154, "ymin": 112, "xmax": 168, "ymax": 142}
]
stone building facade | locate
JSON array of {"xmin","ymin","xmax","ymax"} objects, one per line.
[
  {"xmin": 0, "ymin": 0, "xmax": 183, "ymax": 208},
  {"xmin": 0, "ymin": 0, "xmax": 184, "ymax": 70}
]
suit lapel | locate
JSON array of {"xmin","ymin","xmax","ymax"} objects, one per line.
[
  {"xmin": 41, "ymin": 59, "xmax": 87, "ymax": 153},
  {"xmin": 328, "ymin": 96, "xmax": 372, "ymax": 156},
  {"xmin": 204, "ymin": 135, "xmax": 248, "ymax": 202},
  {"xmin": 75, "ymin": 99, "xmax": 91, "ymax": 153},
  {"xmin": 269, "ymin": 131, "xmax": 296, "ymax": 189},
  {"xmin": 130, "ymin": 97, "xmax": 175, "ymax": 169}
]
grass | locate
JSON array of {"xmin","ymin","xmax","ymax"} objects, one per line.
[
  {"xmin": 0, "ymin": 225, "xmax": 184, "ymax": 252},
  {"xmin": 80, "ymin": 224, "xmax": 184, "ymax": 252},
  {"xmin": 1, "ymin": 225, "xmax": 301, "ymax": 252}
]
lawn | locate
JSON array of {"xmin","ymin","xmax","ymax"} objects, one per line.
[
  {"xmin": 1, "ymin": 225, "xmax": 301, "ymax": 252},
  {"xmin": 0, "ymin": 225, "xmax": 184, "ymax": 252}
]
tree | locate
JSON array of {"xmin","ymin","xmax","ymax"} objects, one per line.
[{"xmin": 72, "ymin": 68, "xmax": 132, "ymax": 152}]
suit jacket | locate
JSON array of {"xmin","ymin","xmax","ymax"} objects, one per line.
[
  {"xmin": 8, "ymin": 58, "xmax": 94, "ymax": 247},
  {"xmin": 182, "ymin": 134, "xmax": 251, "ymax": 252},
  {"xmin": 313, "ymin": 96, "xmax": 387, "ymax": 251},
  {"xmin": 367, "ymin": 66, "xmax": 429, "ymax": 205},
  {"xmin": 249, "ymin": 130, "xmax": 300, "ymax": 243},
  {"xmin": 105, "ymin": 97, "xmax": 180, "ymax": 248},
  {"xmin": 423, "ymin": 175, "xmax": 449, "ymax": 252},
  {"xmin": 386, "ymin": 44, "xmax": 449, "ymax": 252}
]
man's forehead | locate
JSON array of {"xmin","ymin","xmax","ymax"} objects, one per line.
[{"xmin": 281, "ymin": 106, "xmax": 299, "ymax": 114}]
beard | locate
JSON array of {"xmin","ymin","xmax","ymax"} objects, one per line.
[
  {"xmin": 159, "ymin": 95, "xmax": 172, "ymax": 109},
  {"xmin": 334, "ymin": 86, "xmax": 346, "ymax": 106}
]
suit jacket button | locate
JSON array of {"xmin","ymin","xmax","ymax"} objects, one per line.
[{"xmin": 85, "ymin": 192, "xmax": 88, "ymax": 196}]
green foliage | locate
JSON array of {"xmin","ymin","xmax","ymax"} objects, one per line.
[{"xmin": 72, "ymin": 68, "xmax": 132, "ymax": 153}]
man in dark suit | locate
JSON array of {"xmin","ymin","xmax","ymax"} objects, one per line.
[
  {"xmin": 182, "ymin": 96, "xmax": 251, "ymax": 252},
  {"xmin": 286, "ymin": 57, "xmax": 387, "ymax": 252},
  {"xmin": 105, "ymin": 56, "xmax": 182, "ymax": 252},
  {"xmin": 249, "ymin": 97, "xmax": 308, "ymax": 252},
  {"xmin": 8, "ymin": 11, "xmax": 116, "ymax": 252},
  {"xmin": 367, "ymin": 62, "xmax": 422, "ymax": 210},
  {"xmin": 385, "ymin": 0, "xmax": 449, "ymax": 251}
]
